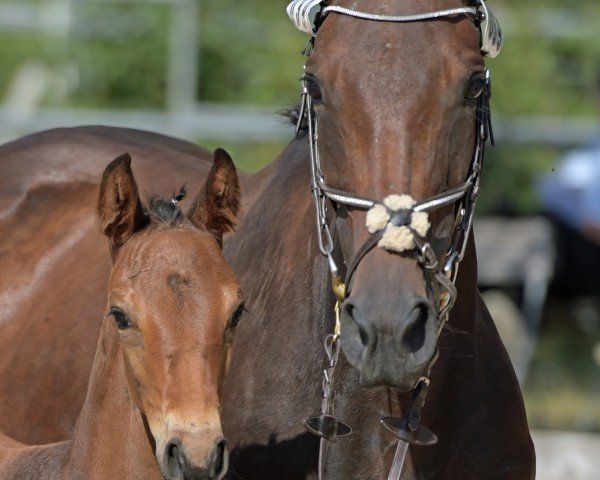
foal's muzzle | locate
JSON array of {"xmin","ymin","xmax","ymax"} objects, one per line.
[{"xmin": 162, "ymin": 436, "xmax": 228, "ymax": 480}]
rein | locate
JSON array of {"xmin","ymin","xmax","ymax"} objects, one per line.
[{"xmin": 286, "ymin": 2, "xmax": 501, "ymax": 479}]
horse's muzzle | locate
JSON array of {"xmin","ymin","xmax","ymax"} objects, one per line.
[{"xmin": 340, "ymin": 295, "xmax": 437, "ymax": 390}]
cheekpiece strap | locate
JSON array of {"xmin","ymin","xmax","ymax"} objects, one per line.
[{"xmin": 480, "ymin": 69, "xmax": 495, "ymax": 144}]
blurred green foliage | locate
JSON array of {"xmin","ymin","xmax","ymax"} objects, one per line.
[
  {"xmin": 68, "ymin": 3, "xmax": 169, "ymax": 108},
  {"xmin": 0, "ymin": 32, "xmax": 40, "ymax": 95},
  {"xmin": 1, "ymin": 1, "xmax": 600, "ymax": 201},
  {"xmin": 196, "ymin": 136, "xmax": 288, "ymax": 173},
  {"xmin": 479, "ymin": 144, "xmax": 562, "ymax": 214},
  {"xmin": 199, "ymin": 0, "xmax": 306, "ymax": 106},
  {"xmin": 493, "ymin": 1, "xmax": 600, "ymax": 117},
  {"xmin": 2, "ymin": 1, "xmax": 596, "ymax": 114}
]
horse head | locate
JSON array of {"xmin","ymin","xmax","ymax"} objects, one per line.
[
  {"xmin": 295, "ymin": 0, "xmax": 499, "ymax": 390},
  {"xmin": 97, "ymin": 149, "xmax": 241, "ymax": 480}
]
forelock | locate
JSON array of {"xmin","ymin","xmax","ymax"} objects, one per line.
[{"xmin": 147, "ymin": 196, "xmax": 185, "ymax": 227}]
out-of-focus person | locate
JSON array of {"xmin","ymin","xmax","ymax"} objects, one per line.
[{"xmin": 537, "ymin": 74, "xmax": 600, "ymax": 297}]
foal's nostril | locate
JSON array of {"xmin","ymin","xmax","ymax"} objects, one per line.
[
  {"xmin": 209, "ymin": 438, "xmax": 228, "ymax": 479},
  {"xmin": 165, "ymin": 438, "xmax": 185, "ymax": 480},
  {"xmin": 403, "ymin": 305, "xmax": 428, "ymax": 353}
]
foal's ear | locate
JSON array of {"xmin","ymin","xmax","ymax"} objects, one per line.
[
  {"xmin": 97, "ymin": 153, "xmax": 147, "ymax": 257},
  {"xmin": 187, "ymin": 148, "xmax": 240, "ymax": 244}
]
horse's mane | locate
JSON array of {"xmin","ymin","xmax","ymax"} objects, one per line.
[{"xmin": 280, "ymin": 104, "xmax": 308, "ymax": 133}]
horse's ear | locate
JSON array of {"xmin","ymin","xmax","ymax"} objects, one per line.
[
  {"xmin": 187, "ymin": 148, "xmax": 240, "ymax": 244},
  {"xmin": 97, "ymin": 153, "xmax": 147, "ymax": 257}
]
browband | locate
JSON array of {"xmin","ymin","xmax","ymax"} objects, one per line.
[{"xmin": 286, "ymin": 0, "xmax": 503, "ymax": 58}]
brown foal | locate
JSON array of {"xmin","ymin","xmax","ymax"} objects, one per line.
[{"xmin": 0, "ymin": 149, "xmax": 241, "ymax": 480}]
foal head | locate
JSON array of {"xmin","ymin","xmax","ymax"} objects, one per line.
[
  {"xmin": 302, "ymin": 0, "xmax": 491, "ymax": 389},
  {"xmin": 97, "ymin": 149, "xmax": 241, "ymax": 480}
]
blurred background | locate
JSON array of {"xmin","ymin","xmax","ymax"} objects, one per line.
[{"xmin": 1, "ymin": 0, "xmax": 599, "ymax": 477}]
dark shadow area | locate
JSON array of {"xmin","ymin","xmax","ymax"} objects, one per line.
[{"xmin": 226, "ymin": 432, "xmax": 318, "ymax": 480}]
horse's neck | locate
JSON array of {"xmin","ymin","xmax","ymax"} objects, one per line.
[
  {"xmin": 0, "ymin": 319, "xmax": 153, "ymax": 480},
  {"xmin": 61, "ymin": 319, "xmax": 162, "ymax": 480},
  {"xmin": 408, "ymin": 236, "xmax": 531, "ymax": 478},
  {"xmin": 221, "ymin": 138, "xmax": 329, "ymax": 456},
  {"xmin": 0, "ymin": 322, "xmax": 141, "ymax": 480},
  {"xmin": 428, "ymin": 232, "xmax": 481, "ymax": 396},
  {"xmin": 227, "ymin": 138, "xmax": 327, "ymax": 295}
]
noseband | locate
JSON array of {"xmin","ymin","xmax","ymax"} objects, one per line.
[{"xmin": 287, "ymin": 2, "xmax": 500, "ymax": 479}]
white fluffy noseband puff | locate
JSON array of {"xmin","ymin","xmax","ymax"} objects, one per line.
[{"xmin": 365, "ymin": 194, "xmax": 430, "ymax": 253}]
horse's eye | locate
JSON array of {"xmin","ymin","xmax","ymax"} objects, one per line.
[
  {"xmin": 465, "ymin": 73, "xmax": 486, "ymax": 100},
  {"xmin": 109, "ymin": 307, "xmax": 132, "ymax": 330},
  {"xmin": 302, "ymin": 75, "xmax": 322, "ymax": 101},
  {"xmin": 229, "ymin": 303, "xmax": 247, "ymax": 329}
]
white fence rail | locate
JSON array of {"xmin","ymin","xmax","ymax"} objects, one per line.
[
  {"xmin": 0, "ymin": 103, "xmax": 294, "ymax": 144},
  {"xmin": 2, "ymin": 104, "xmax": 598, "ymax": 146}
]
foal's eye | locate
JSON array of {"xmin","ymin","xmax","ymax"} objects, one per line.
[
  {"xmin": 465, "ymin": 72, "xmax": 486, "ymax": 100},
  {"xmin": 302, "ymin": 75, "xmax": 322, "ymax": 101},
  {"xmin": 109, "ymin": 307, "xmax": 132, "ymax": 330},
  {"xmin": 228, "ymin": 303, "xmax": 247, "ymax": 329}
]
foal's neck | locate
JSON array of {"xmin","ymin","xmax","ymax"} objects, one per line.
[
  {"xmin": 61, "ymin": 319, "xmax": 162, "ymax": 479},
  {"xmin": 0, "ymin": 319, "xmax": 161, "ymax": 479}
]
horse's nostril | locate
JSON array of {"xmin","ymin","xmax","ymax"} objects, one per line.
[
  {"xmin": 210, "ymin": 438, "xmax": 228, "ymax": 479},
  {"xmin": 346, "ymin": 304, "xmax": 369, "ymax": 347},
  {"xmin": 345, "ymin": 304, "xmax": 370, "ymax": 348},
  {"xmin": 358, "ymin": 324, "xmax": 369, "ymax": 347},
  {"xmin": 403, "ymin": 305, "xmax": 428, "ymax": 353},
  {"xmin": 165, "ymin": 438, "xmax": 185, "ymax": 479}
]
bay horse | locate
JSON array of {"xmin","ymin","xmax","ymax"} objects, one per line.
[
  {"xmin": 219, "ymin": 0, "xmax": 535, "ymax": 479},
  {"xmin": 0, "ymin": 149, "xmax": 241, "ymax": 479}
]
